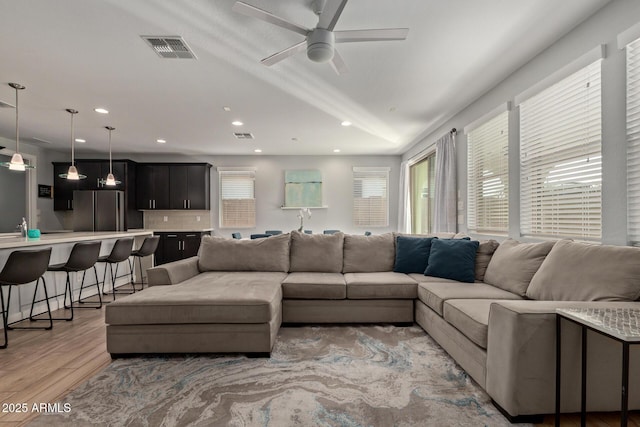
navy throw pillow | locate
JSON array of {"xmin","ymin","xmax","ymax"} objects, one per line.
[
  {"xmin": 425, "ymin": 239, "xmax": 479, "ymax": 283},
  {"xmin": 393, "ymin": 236, "xmax": 436, "ymax": 274}
]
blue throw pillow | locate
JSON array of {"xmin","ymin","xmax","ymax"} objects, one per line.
[
  {"xmin": 425, "ymin": 239, "xmax": 479, "ymax": 283},
  {"xmin": 393, "ymin": 236, "xmax": 436, "ymax": 274}
]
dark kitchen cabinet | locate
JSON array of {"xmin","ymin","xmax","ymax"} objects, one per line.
[
  {"xmin": 169, "ymin": 164, "xmax": 211, "ymax": 210},
  {"xmin": 154, "ymin": 231, "xmax": 210, "ymax": 266},
  {"xmin": 52, "ymin": 162, "xmax": 78, "ymax": 210},
  {"xmin": 136, "ymin": 164, "xmax": 170, "ymax": 210},
  {"xmin": 138, "ymin": 163, "xmax": 210, "ymax": 210},
  {"xmin": 52, "ymin": 159, "xmax": 142, "ymax": 229}
]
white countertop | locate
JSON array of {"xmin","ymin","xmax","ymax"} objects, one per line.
[{"xmin": 0, "ymin": 230, "xmax": 153, "ymax": 250}]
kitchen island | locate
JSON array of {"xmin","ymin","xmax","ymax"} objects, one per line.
[{"xmin": 0, "ymin": 230, "xmax": 153, "ymax": 326}]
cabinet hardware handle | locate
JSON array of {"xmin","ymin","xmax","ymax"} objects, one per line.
[
  {"xmin": 167, "ymin": 234, "xmax": 177, "ymax": 238},
  {"xmin": 153, "ymin": 200, "xmax": 156, "ymax": 209},
  {"xmin": 188, "ymin": 199, "xmax": 191, "ymax": 209}
]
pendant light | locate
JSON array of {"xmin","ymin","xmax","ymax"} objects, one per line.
[
  {"xmin": 104, "ymin": 126, "xmax": 120, "ymax": 186},
  {"xmin": 0, "ymin": 83, "xmax": 35, "ymax": 171},
  {"xmin": 58, "ymin": 109, "xmax": 86, "ymax": 180}
]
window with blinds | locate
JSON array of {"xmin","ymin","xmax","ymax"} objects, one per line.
[
  {"xmin": 353, "ymin": 167, "xmax": 389, "ymax": 227},
  {"xmin": 519, "ymin": 60, "xmax": 602, "ymax": 240},
  {"xmin": 627, "ymin": 37, "xmax": 640, "ymax": 243},
  {"xmin": 219, "ymin": 169, "xmax": 256, "ymax": 228},
  {"xmin": 467, "ymin": 110, "xmax": 509, "ymax": 234}
]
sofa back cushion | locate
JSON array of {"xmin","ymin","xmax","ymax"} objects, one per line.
[
  {"xmin": 483, "ymin": 238, "xmax": 555, "ymax": 296},
  {"xmin": 198, "ymin": 234, "xmax": 290, "ymax": 272},
  {"xmin": 289, "ymin": 231, "xmax": 344, "ymax": 273},
  {"xmin": 526, "ymin": 240, "xmax": 640, "ymax": 301},
  {"xmin": 343, "ymin": 233, "xmax": 395, "ymax": 273},
  {"xmin": 425, "ymin": 238, "xmax": 479, "ymax": 283},
  {"xmin": 475, "ymin": 240, "xmax": 500, "ymax": 282},
  {"xmin": 393, "ymin": 235, "xmax": 436, "ymax": 274}
]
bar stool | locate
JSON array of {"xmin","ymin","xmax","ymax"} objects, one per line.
[
  {"xmin": 0, "ymin": 247, "xmax": 53, "ymax": 349},
  {"xmin": 38, "ymin": 241, "xmax": 102, "ymax": 320},
  {"xmin": 97, "ymin": 238, "xmax": 133, "ymax": 301},
  {"xmin": 128, "ymin": 236, "xmax": 159, "ymax": 291}
]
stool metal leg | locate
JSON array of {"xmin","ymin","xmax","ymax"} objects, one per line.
[
  {"xmin": 77, "ymin": 266, "xmax": 103, "ymax": 309},
  {"xmin": 0, "ymin": 286, "xmax": 7, "ymax": 349},
  {"xmin": 31, "ymin": 272, "xmax": 73, "ymax": 322},
  {"xmin": 7, "ymin": 278, "xmax": 53, "ymax": 331}
]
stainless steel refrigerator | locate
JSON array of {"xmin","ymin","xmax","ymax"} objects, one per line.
[{"xmin": 73, "ymin": 190, "xmax": 125, "ymax": 231}]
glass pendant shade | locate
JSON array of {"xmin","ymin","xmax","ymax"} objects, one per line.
[
  {"xmin": 1, "ymin": 83, "xmax": 35, "ymax": 171},
  {"xmin": 104, "ymin": 126, "xmax": 121, "ymax": 186},
  {"xmin": 58, "ymin": 108, "xmax": 86, "ymax": 180}
]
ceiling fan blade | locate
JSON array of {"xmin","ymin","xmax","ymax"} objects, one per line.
[
  {"xmin": 260, "ymin": 40, "xmax": 307, "ymax": 66},
  {"xmin": 329, "ymin": 49, "xmax": 349, "ymax": 75},
  {"xmin": 317, "ymin": 0, "xmax": 348, "ymax": 31},
  {"xmin": 232, "ymin": 1, "xmax": 310, "ymax": 36},
  {"xmin": 335, "ymin": 28, "xmax": 409, "ymax": 43}
]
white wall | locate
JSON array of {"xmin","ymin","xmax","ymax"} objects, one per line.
[
  {"xmin": 402, "ymin": 0, "xmax": 640, "ymax": 245},
  {"xmin": 0, "ymin": 136, "xmax": 68, "ymax": 231},
  {"xmin": 126, "ymin": 153, "xmax": 401, "ymax": 237}
]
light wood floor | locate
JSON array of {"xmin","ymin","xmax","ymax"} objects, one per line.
[{"xmin": 0, "ymin": 293, "xmax": 638, "ymax": 427}]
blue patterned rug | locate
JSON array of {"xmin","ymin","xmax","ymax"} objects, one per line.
[{"xmin": 29, "ymin": 325, "xmax": 522, "ymax": 426}]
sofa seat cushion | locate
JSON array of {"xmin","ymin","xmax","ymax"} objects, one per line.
[
  {"xmin": 416, "ymin": 279, "xmax": 522, "ymax": 316},
  {"xmin": 106, "ymin": 272, "xmax": 284, "ymax": 325},
  {"xmin": 281, "ymin": 272, "xmax": 346, "ymax": 299},
  {"xmin": 443, "ymin": 299, "xmax": 494, "ymax": 349},
  {"xmin": 344, "ymin": 272, "xmax": 417, "ymax": 299}
]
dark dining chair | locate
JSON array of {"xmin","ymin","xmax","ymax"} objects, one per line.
[
  {"xmin": 231, "ymin": 232, "xmax": 242, "ymax": 239},
  {"xmin": 0, "ymin": 247, "xmax": 53, "ymax": 349},
  {"xmin": 323, "ymin": 230, "xmax": 340, "ymax": 235},
  {"xmin": 42, "ymin": 241, "xmax": 102, "ymax": 319},
  {"xmin": 250, "ymin": 234, "xmax": 271, "ymax": 239},
  {"xmin": 265, "ymin": 230, "xmax": 282, "ymax": 235}
]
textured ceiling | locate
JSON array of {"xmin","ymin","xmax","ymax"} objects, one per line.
[{"xmin": 0, "ymin": 0, "xmax": 609, "ymax": 157}]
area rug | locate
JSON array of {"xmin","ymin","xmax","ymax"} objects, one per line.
[{"xmin": 28, "ymin": 325, "xmax": 523, "ymax": 426}]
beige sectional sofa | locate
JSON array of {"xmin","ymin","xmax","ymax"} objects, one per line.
[{"xmin": 105, "ymin": 231, "xmax": 640, "ymax": 421}]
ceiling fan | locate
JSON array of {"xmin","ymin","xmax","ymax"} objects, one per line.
[{"xmin": 232, "ymin": 0, "xmax": 409, "ymax": 75}]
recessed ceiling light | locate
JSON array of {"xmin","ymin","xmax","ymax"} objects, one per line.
[
  {"xmin": 232, "ymin": 121, "xmax": 243, "ymax": 126},
  {"xmin": 94, "ymin": 108, "xmax": 109, "ymax": 114},
  {"xmin": 254, "ymin": 149, "xmax": 262, "ymax": 153},
  {"xmin": 333, "ymin": 149, "xmax": 341, "ymax": 153},
  {"xmin": 75, "ymin": 138, "xmax": 86, "ymax": 143},
  {"xmin": 291, "ymin": 137, "xmax": 299, "ymax": 142},
  {"xmin": 341, "ymin": 121, "xmax": 351, "ymax": 127},
  {"xmin": 156, "ymin": 139, "xmax": 167, "ymax": 144},
  {"xmin": 223, "ymin": 106, "xmax": 231, "ymax": 112}
]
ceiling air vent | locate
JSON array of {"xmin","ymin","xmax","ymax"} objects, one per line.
[
  {"xmin": 141, "ymin": 36, "xmax": 197, "ymax": 59},
  {"xmin": 234, "ymin": 133, "xmax": 254, "ymax": 140}
]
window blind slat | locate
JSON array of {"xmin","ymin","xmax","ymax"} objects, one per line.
[
  {"xmin": 219, "ymin": 170, "xmax": 256, "ymax": 228},
  {"xmin": 520, "ymin": 59, "xmax": 602, "ymax": 240},
  {"xmin": 353, "ymin": 169, "xmax": 389, "ymax": 227},
  {"xmin": 628, "ymin": 38, "xmax": 640, "ymax": 243},
  {"xmin": 467, "ymin": 110, "xmax": 509, "ymax": 233}
]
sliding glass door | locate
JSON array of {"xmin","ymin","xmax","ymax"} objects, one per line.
[{"xmin": 410, "ymin": 154, "xmax": 436, "ymax": 234}]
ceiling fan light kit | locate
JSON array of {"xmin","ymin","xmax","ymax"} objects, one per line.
[{"xmin": 232, "ymin": 0, "xmax": 408, "ymax": 75}]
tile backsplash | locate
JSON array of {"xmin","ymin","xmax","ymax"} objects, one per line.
[{"xmin": 144, "ymin": 210, "xmax": 212, "ymax": 230}]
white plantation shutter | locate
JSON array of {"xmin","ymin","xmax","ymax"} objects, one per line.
[
  {"xmin": 627, "ymin": 37, "xmax": 640, "ymax": 243},
  {"xmin": 519, "ymin": 59, "xmax": 602, "ymax": 240},
  {"xmin": 466, "ymin": 109, "xmax": 509, "ymax": 234},
  {"xmin": 219, "ymin": 169, "xmax": 256, "ymax": 228},
  {"xmin": 353, "ymin": 167, "xmax": 389, "ymax": 227}
]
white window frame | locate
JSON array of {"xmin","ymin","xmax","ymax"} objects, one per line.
[
  {"xmin": 465, "ymin": 104, "xmax": 510, "ymax": 235},
  {"xmin": 218, "ymin": 167, "xmax": 256, "ymax": 229},
  {"xmin": 353, "ymin": 167, "xmax": 389, "ymax": 227},
  {"xmin": 517, "ymin": 47, "xmax": 603, "ymax": 241}
]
